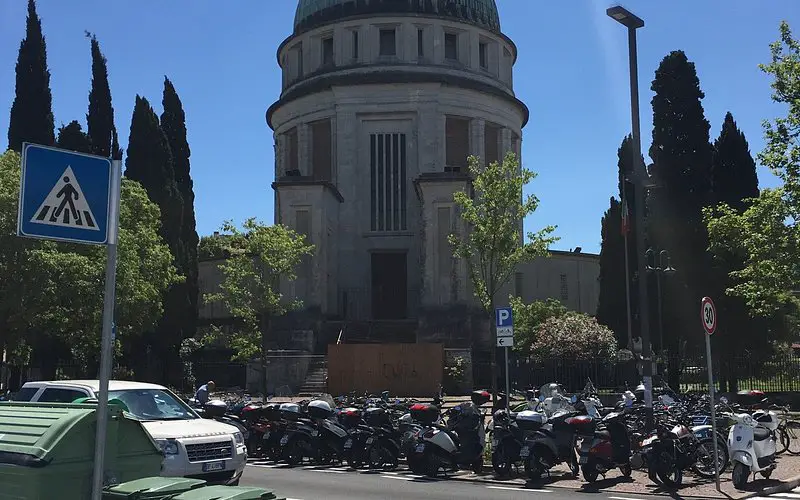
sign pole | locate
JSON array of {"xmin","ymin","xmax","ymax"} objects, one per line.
[
  {"xmin": 91, "ymin": 159, "xmax": 122, "ymax": 500},
  {"xmin": 504, "ymin": 347, "xmax": 510, "ymax": 409},
  {"xmin": 701, "ymin": 296, "xmax": 720, "ymax": 492}
]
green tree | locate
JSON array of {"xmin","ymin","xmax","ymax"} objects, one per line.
[
  {"xmin": 449, "ymin": 153, "xmax": 557, "ymax": 400},
  {"xmin": 55, "ymin": 121, "xmax": 91, "ymax": 154},
  {"xmin": 510, "ymin": 296, "xmax": 567, "ymax": 357},
  {"xmin": 0, "ymin": 150, "xmax": 180, "ymax": 372},
  {"xmin": 161, "ymin": 77, "xmax": 199, "ymax": 341},
  {"xmin": 705, "ymin": 22, "xmax": 800, "ymax": 318},
  {"xmin": 124, "ymin": 95, "xmax": 185, "ymax": 380},
  {"xmin": 86, "ymin": 33, "xmax": 120, "ymax": 159},
  {"xmin": 204, "ymin": 219, "xmax": 314, "ymax": 391},
  {"xmin": 7, "ymin": 0, "xmax": 55, "ymax": 152},
  {"xmin": 596, "ymin": 197, "xmax": 628, "ymax": 344},
  {"xmin": 647, "ymin": 50, "xmax": 714, "ymax": 371},
  {"xmin": 531, "ymin": 313, "xmax": 618, "ymax": 362}
]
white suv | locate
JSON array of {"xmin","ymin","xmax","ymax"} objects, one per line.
[{"xmin": 13, "ymin": 380, "xmax": 247, "ymax": 485}]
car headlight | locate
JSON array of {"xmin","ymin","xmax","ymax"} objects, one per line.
[
  {"xmin": 234, "ymin": 432, "xmax": 244, "ymax": 445},
  {"xmin": 156, "ymin": 439, "xmax": 179, "ymax": 455}
]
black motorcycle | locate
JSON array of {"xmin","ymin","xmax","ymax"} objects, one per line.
[{"xmin": 522, "ymin": 408, "xmax": 580, "ymax": 479}]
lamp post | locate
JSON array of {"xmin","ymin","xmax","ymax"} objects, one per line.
[
  {"xmin": 607, "ymin": 5, "xmax": 654, "ymax": 426},
  {"xmin": 645, "ymin": 248, "xmax": 676, "ymax": 354}
]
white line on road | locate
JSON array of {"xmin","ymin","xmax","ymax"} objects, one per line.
[
  {"xmin": 316, "ymin": 469, "xmax": 347, "ymax": 474},
  {"xmin": 381, "ymin": 475, "xmax": 415, "ymax": 481},
  {"xmin": 772, "ymin": 494, "xmax": 800, "ymax": 499},
  {"xmin": 609, "ymin": 496, "xmax": 648, "ymax": 500},
  {"xmin": 486, "ymin": 486, "xmax": 552, "ymax": 493}
]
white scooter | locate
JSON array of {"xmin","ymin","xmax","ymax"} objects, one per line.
[{"xmin": 727, "ymin": 410, "xmax": 779, "ymax": 489}]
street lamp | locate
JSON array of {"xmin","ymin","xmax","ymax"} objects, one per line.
[
  {"xmin": 607, "ymin": 5, "xmax": 654, "ymax": 425},
  {"xmin": 646, "ymin": 249, "xmax": 676, "ymax": 355}
]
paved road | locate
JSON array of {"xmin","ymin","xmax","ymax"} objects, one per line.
[{"xmin": 240, "ymin": 461, "xmax": 666, "ymax": 500}]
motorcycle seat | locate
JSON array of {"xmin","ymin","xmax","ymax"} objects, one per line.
[{"xmin": 754, "ymin": 427, "xmax": 772, "ymax": 442}]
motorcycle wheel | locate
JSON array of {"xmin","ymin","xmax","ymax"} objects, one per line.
[
  {"xmin": 567, "ymin": 450, "xmax": 580, "ymax": 478},
  {"xmin": 582, "ymin": 462, "xmax": 599, "ymax": 483},
  {"xmin": 692, "ymin": 437, "xmax": 728, "ymax": 478},
  {"xmin": 287, "ymin": 438, "xmax": 307, "ymax": 467},
  {"xmin": 492, "ymin": 447, "xmax": 513, "ymax": 478},
  {"xmin": 471, "ymin": 459, "xmax": 483, "ymax": 474},
  {"xmin": 424, "ymin": 451, "xmax": 443, "ymax": 478},
  {"xmin": 408, "ymin": 455, "xmax": 425, "ymax": 475},
  {"xmin": 619, "ymin": 462, "xmax": 632, "ymax": 478},
  {"xmin": 732, "ymin": 462, "xmax": 749, "ymax": 489},
  {"xmin": 655, "ymin": 459, "xmax": 682, "ymax": 488},
  {"xmin": 368, "ymin": 442, "xmax": 398, "ymax": 471}
]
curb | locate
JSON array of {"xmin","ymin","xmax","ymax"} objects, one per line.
[{"xmin": 741, "ymin": 473, "xmax": 800, "ymax": 498}]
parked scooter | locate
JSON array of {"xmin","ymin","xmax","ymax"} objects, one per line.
[
  {"xmin": 521, "ymin": 395, "xmax": 581, "ymax": 479},
  {"xmin": 412, "ymin": 390, "xmax": 491, "ymax": 478},
  {"xmin": 195, "ymin": 399, "xmax": 250, "ymax": 440},
  {"xmin": 574, "ymin": 399, "xmax": 632, "ymax": 482},
  {"xmin": 728, "ymin": 409, "xmax": 779, "ymax": 489}
]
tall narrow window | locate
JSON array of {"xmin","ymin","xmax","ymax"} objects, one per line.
[
  {"xmin": 484, "ymin": 123, "xmax": 500, "ymax": 166},
  {"xmin": 311, "ymin": 119, "xmax": 332, "ymax": 181},
  {"xmin": 352, "ymin": 30, "xmax": 359, "ymax": 60},
  {"xmin": 417, "ymin": 29, "xmax": 424, "ymax": 58},
  {"xmin": 295, "ymin": 210, "xmax": 312, "ymax": 300},
  {"xmin": 479, "ymin": 41, "xmax": 488, "ymax": 69},
  {"xmin": 322, "ymin": 37, "xmax": 334, "ymax": 66},
  {"xmin": 514, "ymin": 272, "xmax": 524, "ymax": 298},
  {"xmin": 286, "ymin": 127, "xmax": 299, "ymax": 175},
  {"xmin": 379, "ymin": 29, "xmax": 396, "ymax": 56},
  {"xmin": 444, "ymin": 33, "xmax": 458, "ymax": 61},
  {"xmin": 297, "ymin": 44, "xmax": 304, "ymax": 77},
  {"xmin": 370, "ymin": 133, "xmax": 407, "ymax": 231},
  {"xmin": 445, "ymin": 116, "xmax": 469, "ymax": 171},
  {"xmin": 560, "ymin": 274, "xmax": 569, "ymax": 301}
]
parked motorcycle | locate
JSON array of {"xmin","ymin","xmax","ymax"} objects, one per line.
[
  {"xmin": 728, "ymin": 409, "xmax": 779, "ymax": 489},
  {"xmin": 521, "ymin": 399, "xmax": 581, "ymax": 479},
  {"xmin": 575, "ymin": 404, "xmax": 632, "ymax": 482}
]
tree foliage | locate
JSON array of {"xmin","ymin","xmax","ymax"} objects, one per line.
[
  {"xmin": 509, "ymin": 296, "xmax": 567, "ymax": 357},
  {"xmin": 204, "ymin": 219, "xmax": 314, "ymax": 361},
  {"xmin": 7, "ymin": 0, "xmax": 54, "ymax": 152},
  {"xmin": 86, "ymin": 33, "xmax": 120, "ymax": 159},
  {"xmin": 55, "ymin": 120, "xmax": 91, "ymax": 154},
  {"xmin": 596, "ymin": 197, "xmax": 628, "ymax": 345},
  {"xmin": 0, "ymin": 150, "xmax": 180, "ymax": 368},
  {"xmin": 530, "ymin": 313, "xmax": 619, "ymax": 362}
]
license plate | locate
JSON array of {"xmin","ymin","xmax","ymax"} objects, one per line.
[
  {"xmin": 415, "ymin": 444, "xmax": 425, "ymax": 453},
  {"xmin": 366, "ymin": 437, "xmax": 374, "ymax": 445},
  {"xmin": 344, "ymin": 439, "xmax": 353, "ymax": 449},
  {"xmin": 280, "ymin": 436, "xmax": 289, "ymax": 446},
  {"xmin": 202, "ymin": 461, "xmax": 225, "ymax": 472},
  {"xmin": 520, "ymin": 446, "xmax": 530, "ymax": 458}
]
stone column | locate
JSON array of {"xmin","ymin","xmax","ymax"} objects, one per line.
[
  {"xmin": 275, "ymin": 133, "xmax": 286, "ymax": 177},
  {"xmin": 470, "ymin": 118, "xmax": 485, "ymax": 164},
  {"xmin": 298, "ymin": 123, "xmax": 311, "ymax": 176},
  {"xmin": 501, "ymin": 127, "xmax": 513, "ymax": 159}
]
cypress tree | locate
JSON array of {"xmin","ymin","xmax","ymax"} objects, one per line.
[
  {"xmin": 709, "ymin": 112, "xmax": 762, "ymax": 391},
  {"xmin": 125, "ymin": 95, "xmax": 185, "ymax": 382},
  {"xmin": 55, "ymin": 121, "xmax": 91, "ymax": 154},
  {"xmin": 86, "ymin": 33, "xmax": 119, "ymax": 159},
  {"xmin": 647, "ymin": 50, "xmax": 714, "ymax": 372},
  {"xmin": 7, "ymin": 0, "xmax": 55, "ymax": 151},
  {"xmin": 596, "ymin": 197, "xmax": 628, "ymax": 345},
  {"xmin": 161, "ymin": 77, "xmax": 199, "ymax": 339}
]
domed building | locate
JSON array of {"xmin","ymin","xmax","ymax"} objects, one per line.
[{"xmin": 261, "ymin": 0, "xmax": 599, "ymax": 371}]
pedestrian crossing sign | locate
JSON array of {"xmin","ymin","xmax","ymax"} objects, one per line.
[{"xmin": 17, "ymin": 143, "xmax": 113, "ymax": 245}]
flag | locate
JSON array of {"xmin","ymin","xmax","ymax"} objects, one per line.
[{"xmin": 621, "ymin": 198, "xmax": 631, "ymax": 236}]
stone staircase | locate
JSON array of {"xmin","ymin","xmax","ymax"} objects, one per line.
[{"xmin": 298, "ymin": 360, "xmax": 328, "ymax": 395}]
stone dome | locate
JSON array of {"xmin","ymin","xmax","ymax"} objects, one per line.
[{"xmin": 294, "ymin": 0, "xmax": 501, "ymax": 34}]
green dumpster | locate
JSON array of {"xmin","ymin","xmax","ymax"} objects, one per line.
[
  {"xmin": 103, "ymin": 476, "xmax": 207, "ymax": 499},
  {"xmin": 0, "ymin": 402, "xmax": 163, "ymax": 500},
  {"xmin": 170, "ymin": 486, "xmax": 281, "ymax": 500}
]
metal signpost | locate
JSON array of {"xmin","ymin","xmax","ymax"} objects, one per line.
[
  {"xmin": 496, "ymin": 307, "xmax": 514, "ymax": 408},
  {"xmin": 701, "ymin": 296, "xmax": 721, "ymax": 492},
  {"xmin": 17, "ymin": 143, "xmax": 120, "ymax": 500}
]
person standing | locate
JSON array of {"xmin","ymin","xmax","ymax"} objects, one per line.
[{"xmin": 194, "ymin": 380, "xmax": 215, "ymax": 405}]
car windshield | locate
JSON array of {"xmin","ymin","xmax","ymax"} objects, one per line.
[{"xmin": 106, "ymin": 389, "xmax": 197, "ymax": 421}]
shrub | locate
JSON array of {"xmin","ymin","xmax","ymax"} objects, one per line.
[{"xmin": 531, "ymin": 313, "xmax": 619, "ymax": 362}]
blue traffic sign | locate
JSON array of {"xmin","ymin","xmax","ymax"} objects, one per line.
[
  {"xmin": 17, "ymin": 143, "xmax": 112, "ymax": 245},
  {"xmin": 496, "ymin": 307, "xmax": 513, "ymax": 328}
]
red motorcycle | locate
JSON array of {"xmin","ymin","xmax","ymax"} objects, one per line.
[{"xmin": 573, "ymin": 410, "xmax": 632, "ymax": 482}]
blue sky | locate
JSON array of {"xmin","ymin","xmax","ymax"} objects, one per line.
[{"xmin": 1, "ymin": 1, "xmax": 797, "ymax": 254}]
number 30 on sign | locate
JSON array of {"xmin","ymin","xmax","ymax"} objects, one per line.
[{"xmin": 701, "ymin": 296, "xmax": 717, "ymax": 336}]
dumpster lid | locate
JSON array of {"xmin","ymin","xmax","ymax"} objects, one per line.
[
  {"xmin": 0, "ymin": 402, "xmax": 126, "ymax": 463},
  {"xmin": 171, "ymin": 485, "xmax": 277, "ymax": 500},
  {"xmin": 104, "ymin": 477, "xmax": 207, "ymax": 498}
]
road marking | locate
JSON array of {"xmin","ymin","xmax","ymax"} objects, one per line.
[
  {"xmin": 486, "ymin": 486, "xmax": 552, "ymax": 493},
  {"xmin": 316, "ymin": 469, "xmax": 347, "ymax": 474},
  {"xmin": 773, "ymin": 494, "xmax": 800, "ymax": 499},
  {"xmin": 381, "ymin": 475, "xmax": 415, "ymax": 481},
  {"xmin": 609, "ymin": 497, "xmax": 647, "ymax": 500}
]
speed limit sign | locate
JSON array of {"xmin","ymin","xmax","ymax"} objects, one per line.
[{"xmin": 701, "ymin": 296, "xmax": 717, "ymax": 335}]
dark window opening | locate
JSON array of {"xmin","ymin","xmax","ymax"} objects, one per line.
[
  {"xmin": 479, "ymin": 42, "xmax": 488, "ymax": 69},
  {"xmin": 417, "ymin": 29, "xmax": 424, "ymax": 58},
  {"xmin": 445, "ymin": 116, "xmax": 469, "ymax": 171},
  {"xmin": 286, "ymin": 128, "xmax": 299, "ymax": 175},
  {"xmin": 311, "ymin": 119, "xmax": 332, "ymax": 181},
  {"xmin": 379, "ymin": 29, "xmax": 396, "ymax": 56},
  {"xmin": 297, "ymin": 44, "xmax": 304, "ymax": 77},
  {"xmin": 371, "ymin": 252, "xmax": 408, "ymax": 320},
  {"xmin": 322, "ymin": 37, "xmax": 334, "ymax": 66},
  {"xmin": 352, "ymin": 31, "xmax": 359, "ymax": 59},
  {"xmin": 444, "ymin": 33, "xmax": 458, "ymax": 61},
  {"xmin": 485, "ymin": 123, "xmax": 500, "ymax": 166},
  {"xmin": 560, "ymin": 274, "xmax": 569, "ymax": 301},
  {"xmin": 370, "ymin": 133, "xmax": 407, "ymax": 231}
]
